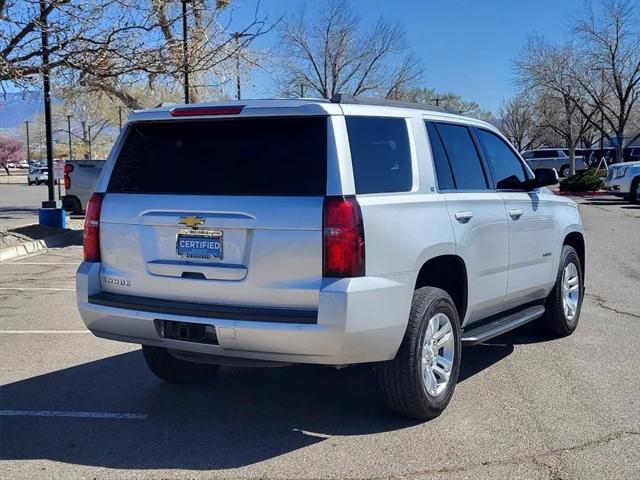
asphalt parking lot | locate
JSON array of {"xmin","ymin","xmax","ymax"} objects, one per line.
[
  {"xmin": 0, "ymin": 180, "xmax": 56, "ymax": 229},
  {"xmin": 0, "ymin": 196, "xmax": 638, "ymax": 479}
]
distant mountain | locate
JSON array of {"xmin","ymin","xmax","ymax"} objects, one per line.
[{"xmin": 0, "ymin": 92, "xmax": 50, "ymax": 129}]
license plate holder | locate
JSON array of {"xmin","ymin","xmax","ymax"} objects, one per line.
[{"xmin": 176, "ymin": 229, "xmax": 223, "ymax": 260}]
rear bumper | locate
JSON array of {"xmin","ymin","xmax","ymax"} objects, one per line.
[{"xmin": 76, "ymin": 262, "xmax": 413, "ymax": 365}]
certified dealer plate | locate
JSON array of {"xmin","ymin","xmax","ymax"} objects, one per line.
[{"xmin": 176, "ymin": 229, "xmax": 223, "ymax": 260}]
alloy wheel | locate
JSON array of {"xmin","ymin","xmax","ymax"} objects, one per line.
[
  {"xmin": 421, "ymin": 313, "xmax": 455, "ymax": 397},
  {"xmin": 561, "ymin": 262, "xmax": 580, "ymax": 322}
]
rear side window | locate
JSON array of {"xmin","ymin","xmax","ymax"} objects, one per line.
[
  {"xmin": 345, "ymin": 116, "xmax": 412, "ymax": 194},
  {"xmin": 107, "ymin": 117, "xmax": 327, "ymax": 195},
  {"xmin": 476, "ymin": 129, "xmax": 529, "ymax": 189},
  {"xmin": 425, "ymin": 122, "xmax": 455, "ymax": 190},
  {"xmin": 434, "ymin": 123, "xmax": 488, "ymax": 190}
]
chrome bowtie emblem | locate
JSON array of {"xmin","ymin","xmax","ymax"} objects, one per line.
[{"xmin": 179, "ymin": 216, "xmax": 205, "ymax": 229}]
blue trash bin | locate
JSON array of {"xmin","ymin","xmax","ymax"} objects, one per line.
[{"xmin": 39, "ymin": 208, "xmax": 67, "ymax": 228}]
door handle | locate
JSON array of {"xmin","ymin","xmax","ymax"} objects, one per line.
[
  {"xmin": 508, "ymin": 209, "xmax": 524, "ymax": 219},
  {"xmin": 454, "ymin": 211, "xmax": 473, "ymax": 222}
]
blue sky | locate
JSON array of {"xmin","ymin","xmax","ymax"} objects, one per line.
[{"xmin": 226, "ymin": 0, "xmax": 587, "ymax": 113}]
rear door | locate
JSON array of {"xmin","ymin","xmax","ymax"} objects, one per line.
[
  {"xmin": 426, "ymin": 121, "xmax": 509, "ymax": 325},
  {"xmin": 98, "ymin": 116, "xmax": 327, "ymax": 310}
]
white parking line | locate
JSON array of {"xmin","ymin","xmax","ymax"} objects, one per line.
[
  {"xmin": 0, "ymin": 410, "xmax": 147, "ymax": 420},
  {"xmin": 5, "ymin": 262, "xmax": 79, "ymax": 266},
  {"xmin": 0, "ymin": 287, "xmax": 74, "ymax": 291},
  {"xmin": 0, "ymin": 330, "xmax": 89, "ymax": 334}
]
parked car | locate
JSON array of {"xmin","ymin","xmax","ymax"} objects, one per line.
[
  {"xmin": 62, "ymin": 160, "xmax": 104, "ymax": 214},
  {"xmin": 27, "ymin": 167, "xmax": 48, "ymax": 185},
  {"xmin": 624, "ymin": 146, "xmax": 640, "ymax": 163},
  {"xmin": 17, "ymin": 160, "xmax": 29, "ymax": 169},
  {"xmin": 575, "ymin": 148, "xmax": 593, "ymax": 165},
  {"xmin": 76, "ymin": 96, "xmax": 586, "ymax": 420},
  {"xmin": 589, "ymin": 148, "xmax": 619, "ymax": 166},
  {"xmin": 521, "ymin": 148, "xmax": 587, "ymax": 177},
  {"xmin": 603, "ymin": 161, "xmax": 640, "ymax": 204}
]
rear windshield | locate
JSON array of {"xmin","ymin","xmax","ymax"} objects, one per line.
[{"xmin": 107, "ymin": 117, "xmax": 327, "ymax": 195}]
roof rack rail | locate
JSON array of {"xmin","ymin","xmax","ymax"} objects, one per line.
[{"xmin": 330, "ymin": 93, "xmax": 454, "ymax": 114}]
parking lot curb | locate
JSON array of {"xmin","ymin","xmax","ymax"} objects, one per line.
[
  {"xmin": 554, "ymin": 190, "xmax": 608, "ymax": 197},
  {"xmin": 0, "ymin": 230, "xmax": 82, "ymax": 262}
]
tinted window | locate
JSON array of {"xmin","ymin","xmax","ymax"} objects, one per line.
[
  {"xmin": 476, "ymin": 129, "xmax": 529, "ymax": 189},
  {"xmin": 533, "ymin": 150, "xmax": 555, "ymax": 159},
  {"xmin": 108, "ymin": 117, "xmax": 327, "ymax": 195},
  {"xmin": 425, "ymin": 122, "xmax": 455, "ymax": 190},
  {"xmin": 522, "ymin": 151, "xmax": 533, "ymax": 159},
  {"xmin": 435, "ymin": 123, "xmax": 488, "ymax": 190},
  {"xmin": 345, "ymin": 116, "xmax": 412, "ymax": 194}
]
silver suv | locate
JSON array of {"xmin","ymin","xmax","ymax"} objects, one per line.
[
  {"xmin": 521, "ymin": 148, "xmax": 587, "ymax": 177},
  {"xmin": 76, "ymin": 96, "xmax": 586, "ymax": 420}
]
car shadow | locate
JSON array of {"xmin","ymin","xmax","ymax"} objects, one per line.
[
  {"xmin": 0, "ymin": 351, "xmax": 419, "ymax": 470},
  {"xmin": 0, "ymin": 321, "xmax": 549, "ymax": 471}
]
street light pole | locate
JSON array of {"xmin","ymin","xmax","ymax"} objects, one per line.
[
  {"xmin": 231, "ymin": 32, "xmax": 250, "ymax": 100},
  {"xmin": 599, "ymin": 68, "xmax": 605, "ymax": 150},
  {"xmin": 181, "ymin": 0, "xmax": 190, "ymax": 104},
  {"xmin": 66, "ymin": 115, "xmax": 72, "ymax": 161},
  {"xmin": 88, "ymin": 125, "xmax": 92, "ymax": 159},
  {"xmin": 24, "ymin": 121, "xmax": 31, "ymax": 163},
  {"xmin": 235, "ymin": 37, "xmax": 241, "ymax": 100},
  {"xmin": 40, "ymin": 0, "xmax": 55, "ymax": 203},
  {"xmin": 118, "ymin": 106, "xmax": 123, "ymax": 131},
  {"xmin": 430, "ymin": 97, "xmax": 443, "ymax": 107}
]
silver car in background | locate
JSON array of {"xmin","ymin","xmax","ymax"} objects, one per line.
[{"xmin": 521, "ymin": 148, "xmax": 587, "ymax": 177}]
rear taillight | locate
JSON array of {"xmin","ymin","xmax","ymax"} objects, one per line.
[
  {"xmin": 323, "ymin": 196, "xmax": 365, "ymax": 278},
  {"xmin": 64, "ymin": 163, "xmax": 73, "ymax": 190},
  {"xmin": 83, "ymin": 193, "xmax": 104, "ymax": 262}
]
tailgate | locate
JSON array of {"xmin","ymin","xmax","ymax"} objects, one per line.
[{"xmin": 97, "ymin": 116, "xmax": 327, "ymax": 310}]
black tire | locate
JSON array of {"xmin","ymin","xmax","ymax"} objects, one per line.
[
  {"xmin": 630, "ymin": 177, "xmax": 640, "ymax": 205},
  {"xmin": 560, "ymin": 165, "xmax": 571, "ymax": 178},
  {"xmin": 376, "ymin": 287, "xmax": 462, "ymax": 420},
  {"xmin": 541, "ymin": 245, "xmax": 583, "ymax": 337},
  {"xmin": 27, "ymin": 180, "xmax": 33, "ymax": 185},
  {"xmin": 63, "ymin": 196, "xmax": 83, "ymax": 214},
  {"xmin": 142, "ymin": 345, "xmax": 219, "ymax": 384}
]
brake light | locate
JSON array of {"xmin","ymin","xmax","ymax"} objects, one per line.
[
  {"xmin": 170, "ymin": 105, "xmax": 244, "ymax": 117},
  {"xmin": 83, "ymin": 193, "xmax": 104, "ymax": 262},
  {"xmin": 323, "ymin": 196, "xmax": 365, "ymax": 277},
  {"xmin": 64, "ymin": 163, "xmax": 73, "ymax": 190}
]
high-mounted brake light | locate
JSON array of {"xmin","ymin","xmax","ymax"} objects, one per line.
[
  {"xmin": 83, "ymin": 193, "xmax": 104, "ymax": 262},
  {"xmin": 170, "ymin": 105, "xmax": 245, "ymax": 117},
  {"xmin": 323, "ymin": 196, "xmax": 365, "ymax": 278},
  {"xmin": 64, "ymin": 163, "xmax": 73, "ymax": 190}
]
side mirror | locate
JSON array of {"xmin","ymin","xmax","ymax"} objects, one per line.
[{"xmin": 533, "ymin": 168, "xmax": 559, "ymax": 188}]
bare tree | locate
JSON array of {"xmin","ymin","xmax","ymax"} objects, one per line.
[
  {"xmin": 1, "ymin": 0, "xmax": 275, "ymax": 107},
  {"xmin": 499, "ymin": 95, "xmax": 544, "ymax": 151},
  {"xmin": 277, "ymin": 0, "xmax": 420, "ymax": 99},
  {"xmin": 515, "ymin": 38, "xmax": 597, "ymax": 174},
  {"xmin": 571, "ymin": 0, "xmax": 640, "ymax": 162}
]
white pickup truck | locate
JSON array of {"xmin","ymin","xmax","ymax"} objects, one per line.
[{"xmin": 62, "ymin": 160, "xmax": 104, "ymax": 214}]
